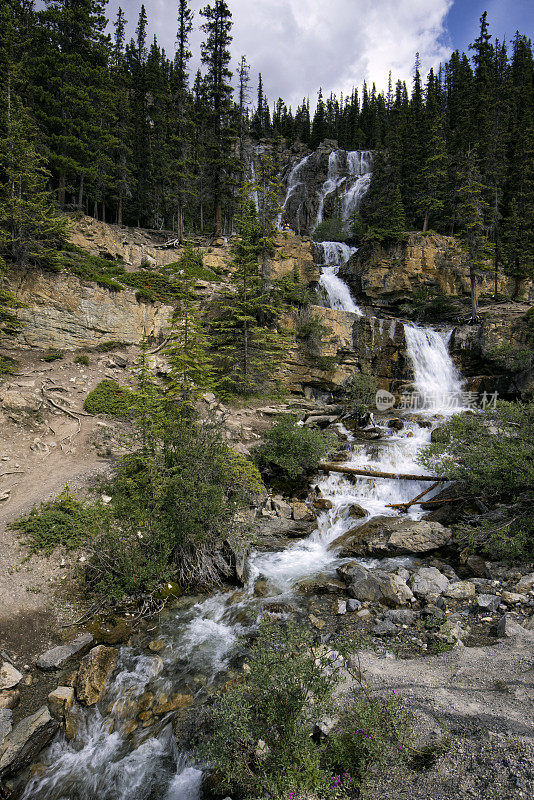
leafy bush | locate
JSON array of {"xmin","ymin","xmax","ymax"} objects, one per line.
[
  {"xmin": 399, "ymin": 287, "xmax": 458, "ymax": 322},
  {"xmin": 74, "ymin": 354, "xmax": 90, "ymax": 366},
  {"xmin": 419, "ymin": 401, "xmax": 534, "ymax": 560},
  {"xmin": 0, "ymin": 355, "xmax": 18, "ymax": 377},
  {"xmin": 295, "ymin": 307, "xmax": 331, "ymax": 355},
  {"xmin": 312, "ymin": 216, "xmax": 349, "ymax": 243},
  {"xmin": 274, "ymin": 267, "xmax": 318, "ymax": 307},
  {"xmin": 166, "ymin": 248, "xmax": 217, "ymax": 282},
  {"xmin": 42, "ymin": 349, "xmax": 63, "ymax": 362},
  {"xmin": 254, "ymin": 415, "xmax": 335, "ymax": 481},
  {"xmin": 486, "ymin": 342, "xmax": 533, "ymax": 373},
  {"xmin": 344, "ymin": 368, "xmax": 378, "ymax": 415},
  {"xmin": 60, "ymin": 244, "xmax": 125, "ymax": 290},
  {"xmin": 83, "ymin": 379, "xmax": 137, "ymax": 416},
  {"xmin": 87, "ymin": 418, "xmax": 256, "ymax": 594},
  {"xmin": 11, "ymin": 487, "xmax": 98, "ymax": 555},
  {"xmin": 93, "ymin": 340, "xmax": 126, "ymax": 352},
  {"xmin": 201, "ymin": 622, "xmax": 411, "ymax": 800},
  {"xmin": 419, "ymin": 401, "xmax": 534, "ymax": 502}
]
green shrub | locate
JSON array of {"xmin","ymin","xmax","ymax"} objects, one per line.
[
  {"xmin": 60, "ymin": 244, "xmax": 125, "ymax": 290},
  {"xmin": 201, "ymin": 622, "xmax": 411, "ymax": 800},
  {"xmin": 344, "ymin": 368, "xmax": 378, "ymax": 415},
  {"xmin": 42, "ymin": 349, "xmax": 63, "ymax": 362},
  {"xmin": 11, "ymin": 487, "xmax": 97, "ymax": 555},
  {"xmin": 275, "ymin": 267, "xmax": 318, "ymax": 308},
  {"xmin": 0, "ymin": 355, "xmax": 18, "ymax": 377},
  {"xmin": 254, "ymin": 414, "xmax": 335, "ymax": 481},
  {"xmin": 486, "ymin": 342, "xmax": 533, "ymax": 373},
  {"xmin": 93, "ymin": 340, "xmax": 126, "ymax": 353},
  {"xmin": 312, "ymin": 216, "xmax": 349, "ymax": 243},
  {"xmin": 295, "ymin": 308, "xmax": 331, "ymax": 355},
  {"xmin": 135, "ymin": 288, "xmax": 156, "ymax": 303},
  {"xmin": 419, "ymin": 401, "xmax": 534, "ymax": 560},
  {"xmin": 87, "ymin": 418, "xmax": 255, "ymax": 594},
  {"xmin": 83, "ymin": 379, "xmax": 137, "ymax": 416},
  {"xmin": 166, "ymin": 248, "xmax": 216, "ymax": 282},
  {"xmin": 74, "ymin": 354, "xmax": 90, "ymax": 366}
]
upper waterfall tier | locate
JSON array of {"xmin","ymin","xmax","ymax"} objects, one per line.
[{"xmin": 279, "ymin": 146, "xmax": 373, "ymax": 235}]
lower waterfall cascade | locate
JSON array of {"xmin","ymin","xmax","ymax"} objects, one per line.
[
  {"xmin": 21, "ymin": 322, "xmax": 465, "ymax": 800},
  {"xmin": 316, "ymin": 241, "xmax": 362, "ymax": 314}
]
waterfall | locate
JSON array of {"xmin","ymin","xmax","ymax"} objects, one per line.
[
  {"xmin": 314, "ymin": 150, "xmax": 346, "ymax": 229},
  {"xmin": 404, "ymin": 324, "xmax": 464, "ymax": 413},
  {"xmin": 316, "ymin": 241, "xmax": 362, "ymax": 315},
  {"xmin": 277, "ymin": 154, "xmax": 311, "ymax": 229},
  {"xmin": 22, "ymin": 323, "xmax": 466, "ymax": 800}
]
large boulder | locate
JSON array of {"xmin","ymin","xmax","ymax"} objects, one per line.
[
  {"xmin": 330, "ymin": 516, "xmax": 452, "ymax": 557},
  {"xmin": 0, "ymin": 706, "xmax": 58, "ymax": 778},
  {"xmin": 339, "ymin": 563, "xmax": 413, "ymax": 607},
  {"xmin": 75, "ymin": 646, "xmax": 117, "ymax": 706}
]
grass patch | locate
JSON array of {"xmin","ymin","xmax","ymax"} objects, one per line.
[
  {"xmin": 93, "ymin": 340, "xmax": 127, "ymax": 353},
  {"xmin": 83, "ymin": 379, "xmax": 137, "ymax": 416},
  {"xmin": 0, "ymin": 355, "xmax": 18, "ymax": 377}
]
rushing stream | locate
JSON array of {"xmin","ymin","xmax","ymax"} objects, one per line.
[{"xmin": 22, "ymin": 314, "xmax": 465, "ymax": 800}]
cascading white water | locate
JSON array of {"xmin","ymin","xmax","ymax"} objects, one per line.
[
  {"xmin": 23, "ymin": 323, "xmax": 464, "ymax": 800},
  {"xmin": 277, "ymin": 154, "xmax": 311, "ymax": 230},
  {"xmin": 312, "ymin": 149, "xmax": 373, "ymax": 232},
  {"xmin": 314, "ymin": 151, "xmax": 347, "ymax": 229},
  {"xmin": 404, "ymin": 324, "xmax": 464, "ymax": 413},
  {"xmin": 316, "ymin": 240, "xmax": 362, "ymax": 315}
]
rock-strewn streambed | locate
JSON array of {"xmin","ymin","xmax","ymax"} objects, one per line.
[{"xmin": 1, "ymin": 320, "xmax": 530, "ymax": 800}]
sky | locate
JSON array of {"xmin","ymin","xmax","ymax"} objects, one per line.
[{"xmin": 105, "ymin": 0, "xmax": 534, "ymax": 109}]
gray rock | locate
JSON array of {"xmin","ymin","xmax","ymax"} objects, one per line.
[
  {"xmin": 422, "ymin": 604, "xmax": 445, "ymax": 620},
  {"xmin": 496, "ymin": 613, "xmax": 527, "ymax": 638},
  {"xmin": 0, "ymin": 662, "xmax": 23, "ymax": 691},
  {"xmin": 347, "ymin": 565, "xmax": 384, "ymax": 603},
  {"xmin": 0, "ymin": 706, "xmax": 58, "ymax": 777},
  {"xmin": 409, "ymin": 567, "xmax": 450, "ymax": 599},
  {"xmin": 0, "ymin": 709, "xmax": 13, "ymax": 747},
  {"xmin": 384, "ymin": 608, "xmax": 417, "ymax": 625},
  {"xmin": 515, "ymin": 572, "xmax": 534, "ymax": 593},
  {"xmin": 271, "ymin": 496, "xmax": 292, "ymax": 519},
  {"xmin": 466, "ymin": 554, "xmax": 491, "ymax": 578},
  {"xmin": 36, "ymin": 633, "xmax": 94, "ymax": 671},
  {"xmin": 476, "ymin": 594, "xmax": 501, "ymax": 612},
  {"xmin": 331, "ymin": 516, "xmax": 452, "ymax": 557},
  {"xmin": 375, "ymin": 571, "xmax": 414, "ymax": 607},
  {"xmin": 372, "ymin": 619, "xmax": 398, "ymax": 637},
  {"xmin": 346, "ymin": 598, "xmax": 362, "ymax": 612},
  {"xmin": 443, "ymin": 581, "xmax": 476, "ymax": 600}
]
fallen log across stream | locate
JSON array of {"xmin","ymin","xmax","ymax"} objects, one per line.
[{"xmin": 317, "ymin": 462, "xmax": 449, "ymax": 482}]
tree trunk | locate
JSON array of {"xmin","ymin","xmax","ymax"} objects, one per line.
[
  {"xmin": 422, "ymin": 209, "xmax": 429, "ymax": 233},
  {"xmin": 215, "ymin": 199, "xmax": 222, "ymax": 237},
  {"xmin": 117, "ymin": 196, "xmax": 123, "ymax": 226},
  {"xmin": 177, "ymin": 198, "xmax": 184, "ymax": 242},
  {"xmin": 318, "ymin": 463, "xmax": 447, "ymax": 481},
  {"xmin": 493, "ymin": 236, "xmax": 500, "ymax": 299},
  {"xmin": 470, "ymin": 266, "xmax": 479, "ymax": 321},
  {"xmin": 77, "ymin": 174, "xmax": 84, "ymax": 209},
  {"xmin": 58, "ymin": 171, "xmax": 66, "ymax": 209}
]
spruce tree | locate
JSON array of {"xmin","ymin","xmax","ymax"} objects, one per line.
[
  {"xmin": 164, "ymin": 246, "xmax": 213, "ymax": 406},
  {"xmin": 200, "ymin": 0, "xmax": 235, "ymax": 236},
  {"xmin": 455, "ymin": 148, "xmax": 489, "ymax": 320},
  {"xmin": 211, "ymin": 191, "xmax": 286, "ymax": 396}
]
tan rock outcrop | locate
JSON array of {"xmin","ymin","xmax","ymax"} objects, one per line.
[
  {"xmin": 10, "ymin": 269, "xmax": 174, "ymax": 350},
  {"xmin": 75, "ymin": 646, "xmax": 117, "ymax": 706}
]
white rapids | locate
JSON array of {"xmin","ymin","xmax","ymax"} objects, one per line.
[{"xmin": 23, "ymin": 323, "xmax": 464, "ymax": 800}]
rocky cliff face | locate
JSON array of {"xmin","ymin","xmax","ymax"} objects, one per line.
[
  {"xmin": 451, "ymin": 303, "xmax": 533, "ymax": 398},
  {"xmin": 340, "ymin": 233, "xmax": 533, "ymax": 309},
  {"xmin": 10, "ymin": 269, "xmax": 174, "ymax": 350}
]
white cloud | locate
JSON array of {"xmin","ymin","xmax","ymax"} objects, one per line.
[{"xmin": 109, "ymin": 0, "xmax": 454, "ymax": 109}]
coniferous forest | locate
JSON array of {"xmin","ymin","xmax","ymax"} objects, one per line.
[{"xmin": 0, "ymin": 1, "xmax": 532, "ymax": 283}]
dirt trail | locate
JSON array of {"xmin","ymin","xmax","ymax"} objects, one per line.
[{"xmin": 0, "ymin": 347, "xmax": 128, "ymax": 664}]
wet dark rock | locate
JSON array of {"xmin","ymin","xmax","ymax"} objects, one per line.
[
  {"xmin": 387, "ymin": 418, "xmax": 404, "ymax": 430},
  {"xmin": 466, "ymin": 555, "xmax": 491, "ymax": 578}
]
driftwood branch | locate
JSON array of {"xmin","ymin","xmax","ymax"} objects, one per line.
[
  {"xmin": 386, "ymin": 481, "xmax": 441, "ymax": 512},
  {"xmin": 318, "ymin": 462, "xmax": 448, "ymax": 482},
  {"xmin": 420, "ymin": 496, "xmax": 464, "ymax": 509}
]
